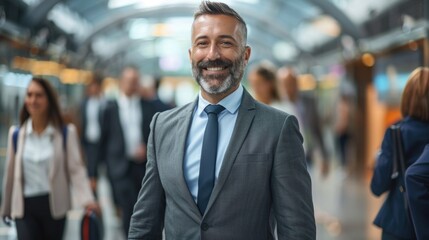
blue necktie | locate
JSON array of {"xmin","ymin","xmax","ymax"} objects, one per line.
[{"xmin": 197, "ymin": 104, "xmax": 225, "ymax": 214}]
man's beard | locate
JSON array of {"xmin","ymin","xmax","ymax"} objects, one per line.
[{"xmin": 192, "ymin": 54, "xmax": 246, "ymax": 95}]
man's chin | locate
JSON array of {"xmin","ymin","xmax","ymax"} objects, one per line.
[{"xmin": 199, "ymin": 79, "xmax": 228, "ymax": 95}]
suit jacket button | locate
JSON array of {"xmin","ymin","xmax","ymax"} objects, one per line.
[{"xmin": 201, "ymin": 223, "xmax": 209, "ymax": 231}]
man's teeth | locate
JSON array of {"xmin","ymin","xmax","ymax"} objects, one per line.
[{"xmin": 207, "ymin": 67, "xmax": 224, "ymax": 71}]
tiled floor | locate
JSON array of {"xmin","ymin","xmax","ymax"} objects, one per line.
[
  {"xmin": 311, "ymin": 164, "xmax": 384, "ymax": 240},
  {"xmin": 0, "ymin": 162, "xmax": 385, "ymax": 240}
]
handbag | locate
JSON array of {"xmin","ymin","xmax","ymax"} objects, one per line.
[{"xmin": 81, "ymin": 210, "xmax": 103, "ymax": 240}]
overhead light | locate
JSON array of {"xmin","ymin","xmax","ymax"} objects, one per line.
[
  {"xmin": 153, "ymin": 23, "xmax": 170, "ymax": 37},
  {"xmin": 311, "ymin": 15, "xmax": 341, "ymax": 37},
  {"xmin": 21, "ymin": 0, "xmax": 43, "ymax": 6},
  {"xmin": 272, "ymin": 41, "xmax": 299, "ymax": 61},
  {"xmin": 128, "ymin": 19, "xmax": 151, "ymax": 39},
  {"xmin": 361, "ymin": 53, "xmax": 375, "ymax": 67},
  {"xmin": 108, "ymin": 0, "xmax": 140, "ymax": 9}
]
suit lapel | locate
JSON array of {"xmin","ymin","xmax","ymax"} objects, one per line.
[
  {"xmin": 111, "ymin": 101, "xmax": 126, "ymax": 148},
  {"xmin": 173, "ymin": 99, "xmax": 202, "ymax": 219},
  {"xmin": 50, "ymin": 128, "xmax": 63, "ymax": 179},
  {"xmin": 15, "ymin": 126, "xmax": 26, "ymax": 183},
  {"xmin": 205, "ymin": 90, "xmax": 256, "ymax": 214}
]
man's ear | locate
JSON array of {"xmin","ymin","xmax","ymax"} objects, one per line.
[
  {"xmin": 243, "ymin": 46, "xmax": 251, "ymax": 65},
  {"xmin": 188, "ymin": 48, "xmax": 192, "ymax": 63}
]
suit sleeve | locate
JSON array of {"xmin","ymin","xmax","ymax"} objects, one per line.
[
  {"xmin": 66, "ymin": 124, "xmax": 95, "ymax": 207},
  {"xmin": 0, "ymin": 126, "xmax": 17, "ymax": 217},
  {"xmin": 129, "ymin": 112, "xmax": 166, "ymax": 239},
  {"xmin": 370, "ymin": 127, "xmax": 394, "ymax": 196},
  {"xmin": 273, "ymin": 115, "xmax": 316, "ymax": 240}
]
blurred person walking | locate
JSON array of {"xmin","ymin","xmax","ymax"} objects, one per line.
[
  {"xmin": 129, "ymin": 2, "xmax": 315, "ymax": 239},
  {"xmin": 405, "ymin": 144, "xmax": 429, "ymax": 240},
  {"xmin": 248, "ymin": 61, "xmax": 280, "ymax": 105},
  {"xmin": 139, "ymin": 76, "xmax": 172, "ymax": 113},
  {"xmin": 371, "ymin": 67, "xmax": 429, "ymax": 240},
  {"xmin": 334, "ymin": 92, "xmax": 354, "ymax": 170},
  {"xmin": 99, "ymin": 66, "xmax": 156, "ymax": 237},
  {"xmin": 0, "ymin": 77, "xmax": 98, "ymax": 240},
  {"xmin": 276, "ymin": 67, "xmax": 330, "ymax": 176},
  {"xmin": 80, "ymin": 74, "xmax": 106, "ymax": 196}
]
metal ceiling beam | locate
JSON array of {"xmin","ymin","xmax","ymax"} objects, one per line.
[
  {"xmin": 20, "ymin": 0, "xmax": 64, "ymax": 28},
  {"xmin": 307, "ymin": 0, "xmax": 365, "ymax": 39},
  {"xmin": 425, "ymin": 0, "xmax": 429, "ymax": 21},
  {"xmin": 80, "ymin": 4, "xmax": 195, "ymax": 46}
]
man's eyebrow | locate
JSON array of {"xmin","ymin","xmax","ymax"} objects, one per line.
[
  {"xmin": 194, "ymin": 35, "xmax": 208, "ymax": 42},
  {"xmin": 218, "ymin": 35, "xmax": 237, "ymax": 42}
]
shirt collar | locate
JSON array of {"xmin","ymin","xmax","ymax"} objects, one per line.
[
  {"xmin": 197, "ymin": 84, "xmax": 243, "ymax": 116},
  {"xmin": 25, "ymin": 118, "xmax": 55, "ymax": 136},
  {"xmin": 119, "ymin": 93, "xmax": 139, "ymax": 106}
]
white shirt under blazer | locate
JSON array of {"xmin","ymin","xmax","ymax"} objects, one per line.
[{"xmin": 0, "ymin": 120, "xmax": 94, "ymax": 219}]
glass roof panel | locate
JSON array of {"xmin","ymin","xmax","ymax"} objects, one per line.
[
  {"xmin": 21, "ymin": 0, "xmax": 43, "ymax": 6},
  {"xmin": 47, "ymin": 3, "xmax": 91, "ymax": 41},
  {"xmin": 108, "ymin": 0, "xmax": 260, "ymax": 9},
  {"xmin": 330, "ymin": 0, "xmax": 403, "ymax": 25}
]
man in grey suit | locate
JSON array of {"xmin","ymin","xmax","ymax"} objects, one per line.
[{"xmin": 129, "ymin": 1, "xmax": 316, "ymax": 239}]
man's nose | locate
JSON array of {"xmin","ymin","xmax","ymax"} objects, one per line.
[{"xmin": 206, "ymin": 44, "xmax": 221, "ymax": 60}]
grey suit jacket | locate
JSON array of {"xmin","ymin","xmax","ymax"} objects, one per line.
[{"xmin": 129, "ymin": 89, "xmax": 316, "ymax": 240}]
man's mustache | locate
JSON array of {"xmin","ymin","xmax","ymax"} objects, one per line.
[{"xmin": 197, "ymin": 59, "xmax": 232, "ymax": 69}]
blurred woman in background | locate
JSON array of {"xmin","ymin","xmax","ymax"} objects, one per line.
[
  {"xmin": 248, "ymin": 61, "xmax": 280, "ymax": 106},
  {"xmin": 1, "ymin": 77, "xmax": 98, "ymax": 240},
  {"xmin": 371, "ymin": 67, "xmax": 429, "ymax": 240}
]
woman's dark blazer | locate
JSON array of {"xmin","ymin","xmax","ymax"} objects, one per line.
[
  {"xmin": 371, "ymin": 117, "xmax": 429, "ymax": 239},
  {"xmin": 405, "ymin": 144, "xmax": 429, "ymax": 240}
]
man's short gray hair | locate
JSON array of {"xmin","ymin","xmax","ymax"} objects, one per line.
[{"xmin": 194, "ymin": 1, "xmax": 248, "ymax": 46}]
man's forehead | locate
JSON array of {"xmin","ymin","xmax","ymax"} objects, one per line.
[{"xmin": 192, "ymin": 14, "xmax": 241, "ymax": 32}]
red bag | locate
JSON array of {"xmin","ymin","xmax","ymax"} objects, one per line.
[{"xmin": 81, "ymin": 210, "xmax": 103, "ymax": 240}]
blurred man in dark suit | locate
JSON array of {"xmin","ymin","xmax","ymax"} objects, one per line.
[
  {"xmin": 80, "ymin": 74, "xmax": 105, "ymax": 194},
  {"xmin": 99, "ymin": 66, "xmax": 156, "ymax": 237}
]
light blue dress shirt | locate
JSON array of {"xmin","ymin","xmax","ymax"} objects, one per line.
[{"xmin": 184, "ymin": 85, "xmax": 243, "ymax": 203}]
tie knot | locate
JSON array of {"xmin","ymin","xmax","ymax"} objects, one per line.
[{"xmin": 204, "ymin": 104, "xmax": 225, "ymax": 115}]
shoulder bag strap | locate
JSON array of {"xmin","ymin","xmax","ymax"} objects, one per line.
[
  {"xmin": 62, "ymin": 126, "xmax": 69, "ymax": 183},
  {"xmin": 12, "ymin": 127, "xmax": 19, "ymax": 154},
  {"xmin": 391, "ymin": 124, "xmax": 412, "ymax": 221},
  {"xmin": 390, "ymin": 124, "xmax": 400, "ymax": 179}
]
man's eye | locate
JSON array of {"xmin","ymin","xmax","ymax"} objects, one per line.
[
  {"xmin": 196, "ymin": 42, "xmax": 208, "ymax": 47},
  {"xmin": 220, "ymin": 42, "xmax": 233, "ymax": 46}
]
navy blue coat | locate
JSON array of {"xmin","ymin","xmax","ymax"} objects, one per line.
[
  {"xmin": 371, "ymin": 117, "xmax": 429, "ymax": 239},
  {"xmin": 405, "ymin": 144, "xmax": 429, "ymax": 240}
]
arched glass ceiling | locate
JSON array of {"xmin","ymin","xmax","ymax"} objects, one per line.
[{"xmin": 18, "ymin": 0, "xmax": 404, "ymax": 75}]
